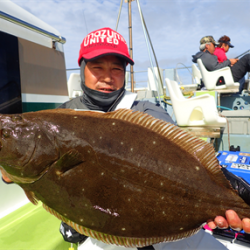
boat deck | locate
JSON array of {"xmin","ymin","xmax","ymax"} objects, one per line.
[{"xmin": 0, "ymin": 202, "xmax": 73, "ymax": 250}]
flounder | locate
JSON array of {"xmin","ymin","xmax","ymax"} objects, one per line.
[{"xmin": 0, "ymin": 108, "xmax": 250, "ymax": 247}]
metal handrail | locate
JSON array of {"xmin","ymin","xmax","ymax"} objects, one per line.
[
  {"xmin": 66, "ymin": 66, "xmax": 192, "ymax": 73},
  {"xmin": 0, "ymin": 10, "xmax": 66, "ymax": 44},
  {"xmin": 66, "ymin": 66, "xmax": 193, "ymax": 87}
]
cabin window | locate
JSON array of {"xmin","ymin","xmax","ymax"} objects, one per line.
[{"xmin": 0, "ymin": 31, "xmax": 22, "ymax": 114}]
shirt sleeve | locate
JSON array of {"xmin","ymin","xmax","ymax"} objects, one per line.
[
  {"xmin": 131, "ymin": 101, "xmax": 176, "ymax": 125},
  {"xmin": 57, "ymin": 96, "xmax": 86, "ymax": 109}
]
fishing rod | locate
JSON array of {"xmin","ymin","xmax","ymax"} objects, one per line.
[{"xmin": 235, "ymin": 50, "xmax": 250, "ymax": 59}]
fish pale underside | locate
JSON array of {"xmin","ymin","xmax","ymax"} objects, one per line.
[{"xmin": 0, "ymin": 108, "xmax": 249, "ymax": 248}]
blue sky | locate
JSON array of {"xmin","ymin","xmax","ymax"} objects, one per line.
[{"xmin": 10, "ymin": 0, "xmax": 250, "ymax": 85}]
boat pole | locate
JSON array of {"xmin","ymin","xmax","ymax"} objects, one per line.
[{"xmin": 126, "ymin": 0, "xmax": 135, "ymax": 92}]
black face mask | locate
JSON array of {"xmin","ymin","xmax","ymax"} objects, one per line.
[{"xmin": 80, "ymin": 60, "xmax": 126, "ymax": 112}]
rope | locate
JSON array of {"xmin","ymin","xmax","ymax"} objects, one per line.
[
  {"xmin": 162, "ymin": 90, "xmax": 194, "ymax": 106},
  {"xmin": 175, "ymin": 62, "xmax": 194, "ymax": 85}
]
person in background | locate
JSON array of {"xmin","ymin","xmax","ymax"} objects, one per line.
[
  {"xmin": 192, "ymin": 35, "xmax": 249, "ymax": 93},
  {"xmin": 192, "ymin": 36, "xmax": 238, "ymax": 69},
  {"xmin": 214, "ymin": 35, "xmax": 234, "ymax": 63},
  {"xmin": 214, "ymin": 35, "xmax": 245, "ymax": 91}
]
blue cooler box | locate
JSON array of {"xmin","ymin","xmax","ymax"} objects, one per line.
[
  {"xmin": 217, "ymin": 150, "xmax": 250, "ymax": 184},
  {"xmin": 214, "ymin": 150, "xmax": 250, "ymax": 242}
]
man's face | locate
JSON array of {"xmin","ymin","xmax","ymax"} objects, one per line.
[
  {"xmin": 206, "ymin": 43, "xmax": 215, "ymax": 54},
  {"xmin": 84, "ymin": 55, "xmax": 125, "ymax": 93}
]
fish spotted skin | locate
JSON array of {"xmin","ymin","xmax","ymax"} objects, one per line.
[{"xmin": 0, "ymin": 108, "xmax": 249, "ymax": 247}]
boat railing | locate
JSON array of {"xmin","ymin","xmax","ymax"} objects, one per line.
[
  {"xmin": 66, "ymin": 66, "xmax": 250, "ymax": 93},
  {"xmin": 66, "ymin": 65, "xmax": 194, "ymax": 91}
]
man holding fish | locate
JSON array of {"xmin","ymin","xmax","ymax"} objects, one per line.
[{"xmin": 56, "ymin": 27, "xmax": 250, "ymax": 249}]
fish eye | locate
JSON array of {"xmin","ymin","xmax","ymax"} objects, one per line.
[
  {"xmin": 1, "ymin": 129, "xmax": 10, "ymax": 138},
  {"xmin": 12, "ymin": 115, "xmax": 22, "ymax": 122}
]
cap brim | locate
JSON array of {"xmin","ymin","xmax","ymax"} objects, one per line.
[
  {"xmin": 82, "ymin": 49, "xmax": 134, "ymax": 65},
  {"xmin": 229, "ymin": 44, "xmax": 234, "ymax": 48}
]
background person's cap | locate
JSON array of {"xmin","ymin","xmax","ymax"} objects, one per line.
[
  {"xmin": 226, "ymin": 41, "xmax": 234, "ymax": 48},
  {"xmin": 78, "ymin": 27, "xmax": 134, "ymax": 66},
  {"xmin": 200, "ymin": 36, "xmax": 219, "ymax": 46},
  {"xmin": 220, "ymin": 40, "xmax": 234, "ymax": 48}
]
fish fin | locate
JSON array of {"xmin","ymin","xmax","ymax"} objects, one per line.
[
  {"xmin": 24, "ymin": 189, "xmax": 39, "ymax": 205},
  {"xmin": 104, "ymin": 109, "xmax": 233, "ymax": 190},
  {"xmin": 43, "ymin": 203, "xmax": 201, "ymax": 247},
  {"xmin": 68, "ymin": 223, "xmax": 202, "ymax": 247},
  {"xmin": 54, "ymin": 149, "xmax": 84, "ymax": 174},
  {"xmin": 43, "ymin": 203, "xmax": 69, "ymax": 223}
]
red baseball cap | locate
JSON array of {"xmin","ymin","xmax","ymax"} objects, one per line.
[{"xmin": 78, "ymin": 27, "xmax": 134, "ymax": 66}]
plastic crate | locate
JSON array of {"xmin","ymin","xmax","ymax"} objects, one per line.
[{"xmin": 221, "ymin": 110, "xmax": 250, "ymax": 134}]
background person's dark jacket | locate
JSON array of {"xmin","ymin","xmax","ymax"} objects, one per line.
[{"xmin": 192, "ymin": 50, "xmax": 231, "ymax": 71}]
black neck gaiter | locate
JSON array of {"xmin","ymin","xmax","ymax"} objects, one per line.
[{"xmin": 80, "ymin": 60, "xmax": 125, "ymax": 112}]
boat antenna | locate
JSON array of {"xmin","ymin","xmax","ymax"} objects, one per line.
[
  {"xmin": 136, "ymin": 0, "xmax": 163, "ymax": 107},
  {"xmin": 83, "ymin": 10, "xmax": 88, "ymax": 34},
  {"xmin": 125, "ymin": 0, "xmax": 135, "ymax": 92},
  {"xmin": 115, "ymin": 0, "xmax": 123, "ymax": 31},
  {"xmin": 116, "ymin": 0, "xmax": 135, "ymax": 92}
]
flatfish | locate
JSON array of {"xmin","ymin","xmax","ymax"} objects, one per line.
[{"xmin": 0, "ymin": 109, "xmax": 249, "ymax": 247}]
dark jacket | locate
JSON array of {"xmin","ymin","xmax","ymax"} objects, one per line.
[
  {"xmin": 58, "ymin": 96, "xmax": 174, "ymax": 124},
  {"xmin": 192, "ymin": 50, "xmax": 231, "ymax": 71}
]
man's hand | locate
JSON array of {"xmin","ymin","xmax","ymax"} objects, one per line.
[
  {"xmin": 229, "ymin": 58, "xmax": 238, "ymax": 66},
  {"xmin": 0, "ymin": 169, "xmax": 13, "ymax": 184},
  {"xmin": 207, "ymin": 210, "xmax": 250, "ymax": 233}
]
